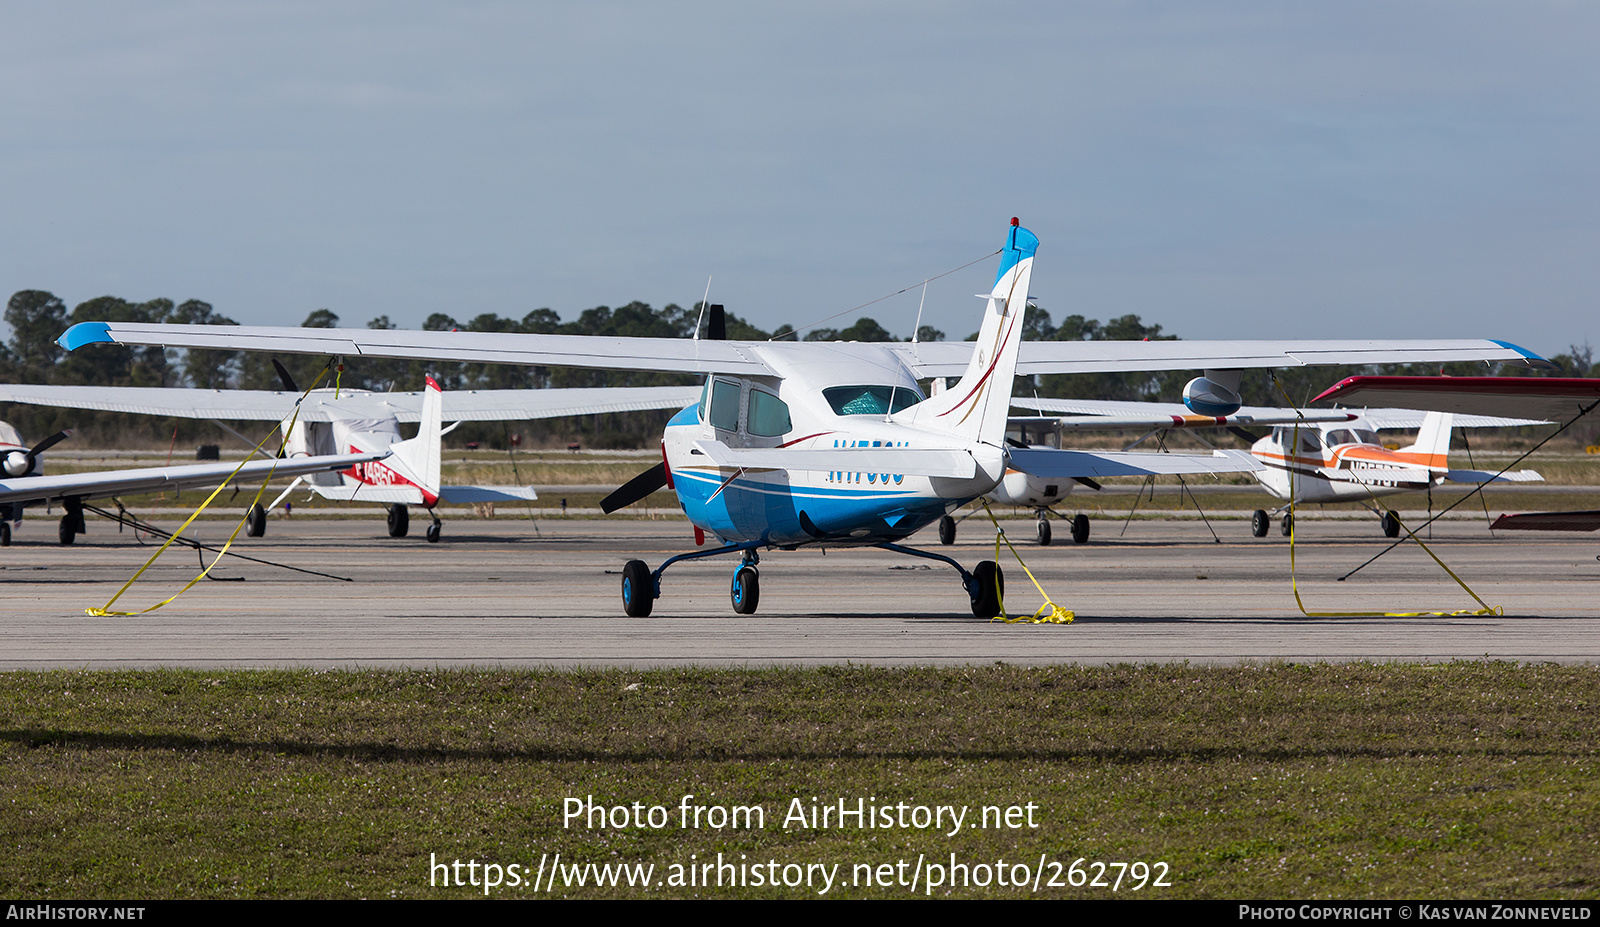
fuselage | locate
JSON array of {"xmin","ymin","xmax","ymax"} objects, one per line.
[
  {"xmin": 662, "ymin": 342, "xmax": 1006, "ymax": 548},
  {"xmin": 1250, "ymin": 421, "xmax": 1442, "ymax": 504}
]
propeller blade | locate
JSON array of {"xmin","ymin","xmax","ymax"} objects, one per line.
[
  {"xmin": 1072, "ymin": 476, "xmax": 1103, "ymax": 491},
  {"xmin": 600, "ymin": 462, "xmax": 668, "ymax": 514},
  {"xmin": 29, "ymin": 430, "xmax": 72, "ymax": 457},
  {"xmin": 706, "ymin": 304, "xmax": 726, "ymax": 341},
  {"xmin": 1227, "ymin": 426, "xmax": 1265, "ymax": 444},
  {"xmin": 272, "ymin": 359, "xmax": 300, "ymax": 393}
]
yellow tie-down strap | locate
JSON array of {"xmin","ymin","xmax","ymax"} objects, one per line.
[
  {"xmin": 88, "ymin": 365, "xmax": 330, "ymax": 617},
  {"xmin": 1275, "ymin": 378, "xmax": 1501, "ymax": 618},
  {"xmin": 981, "ymin": 501, "xmax": 1074, "ymax": 625}
]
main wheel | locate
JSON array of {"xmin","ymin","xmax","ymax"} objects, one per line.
[
  {"xmin": 1251, "ymin": 509, "xmax": 1269, "ymax": 538},
  {"xmin": 0, "ymin": 522, "xmax": 10, "ymax": 547},
  {"xmin": 245, "ymin": 503, "xmax": 267, "ymax": 538},
  {"xmin": 970, "ymin": 560, "xmax": 1004, "ymax": 619},
  {"xmin": 938, "ymin": 515, "xmax": 956, "ymax": 546},
  {"xmin": 58, "ymin": 515, "xmax": 75, "ymax": 546},
  {"xmin": 425, "ymin": 522, "xmax": 441, "ymax": 543},
  {"xmin": 731, "ymin": 566, "xmax": 760, "ymax": 615},
  {"xmin": 387, "ymin": 504, "xmax": 409, "ymax": 538},
  {"xmin": 1381, "ymin": 511, "xmax": 1401, "ymax": 538},
  {"xmin": 1280, "ymin": 512, "xmax": 1294, "ymax": 537},
  {"xmin": 1071, "ymin": 513, "xmax": 1090, "ymax": 544},
  {"xmin": 1036, "ymin": 518, "xmax": 1052, "ymax": 546},
  {"xmin": 621, "ymin": 559, "xmax": 654, "ymax": 617}
]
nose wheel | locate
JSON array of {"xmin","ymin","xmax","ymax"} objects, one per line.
[{"xmin": 731, "ymin": 565, "xmax": 760, "ymax": 614}]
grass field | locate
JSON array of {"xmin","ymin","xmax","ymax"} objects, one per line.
[{"xmin": 3, "ymin": 664, "xmax": 1597, "ymax": 899}]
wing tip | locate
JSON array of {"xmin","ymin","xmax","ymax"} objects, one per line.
[{"xmin": 57, "ymin": 322, "xmax": 113, "ymax": 352}]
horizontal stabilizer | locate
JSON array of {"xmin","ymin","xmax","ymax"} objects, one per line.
[
  {"xmin": 436, "ymin": 486, "xmax": 540, "ymax": 504},
  {"xmin": 1445, "ymin": 468, "xmax": 1544, "ymax": 484},
  {"xmin": 693, "ymin": 441, "xmax": 977, "ymax": 479},
  {"xmin": 1007, "ymin": 448, "xmax": 1262, "ymax": 479}
]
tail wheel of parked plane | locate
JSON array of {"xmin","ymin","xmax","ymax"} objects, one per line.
[
  {"xmin": 970, "ymin": 560, "xmax": 1003, "ymax": 619},
  {"xmin": 1072, "ymin": 514, "xmax": 1090, "ymax": 544},
  {"xmin": 1036, "ymin": 518, "xmax": 1052, "ymax": 546},
  {"xmin": 731, "ymin": 566, "xmax": 760, "ymax": 615},
  {"xmin": 58, "ymin": 516, "xmax": 75, "ymax": 546},
  {"xmin": 621, "ymin": 559, "xmax": 654, "ymax": 617},
  {"xmin": 1251, "ymin": 510, "xmax": 1269, "ymax": 538},
  {"xmin": 1381, "ymin": 511, "xmax": 1401, "ymax": 538},
  {"xmin": 1280, "ymin": 512, "xmax": 1294, "ymax": 537},
  {"xmin": 245, "ymin": 503, "xmax": 267, "ymax": 538},
  {"xmin": 938, "ymin": 515, "xmax": 956, "ymax": 546},
  {"xmin": 426, "ymin": 521, "xmax": 442, "ymax": 544},
  {"xmin": 387, "ymin": 504, "xmax": 409, "ymax": 538}
]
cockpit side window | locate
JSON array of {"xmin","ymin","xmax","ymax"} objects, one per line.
[
  {"xmin": 709, "ymin": 379, "xmax": 741, "ymax": 432},
  {"xmin": 747, "ymin": 389, "xmax": 791, "ymax": 437},
  {"xmin": 823, "ymin": 385, "xmax": 924, "ymax": 416}
]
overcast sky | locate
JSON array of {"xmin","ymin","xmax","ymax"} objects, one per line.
[{"xmin": 3, "ymin": 2, "xmax": 1596, "ymax": 358}]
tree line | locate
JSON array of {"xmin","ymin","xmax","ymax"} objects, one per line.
[{"xmin": 4, "ymin": 289, "xmax": 1594, "ymax": 448}]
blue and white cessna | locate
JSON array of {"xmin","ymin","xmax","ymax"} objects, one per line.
[{"xmin": 57, "ymin": 220, "xmax": 1548, "ymax": 616}]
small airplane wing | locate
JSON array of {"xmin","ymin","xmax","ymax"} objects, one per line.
[
  {"xmin": 1356, "ymin": 409, "xmax": 1549, "ymax": 429},
  {"xmin": 1006, "ymin": 447, "xmax": 1263, "ymax": 479},
  {"xmin": 692, "ymin": 440, "xmax": 978, "ymax": 478},
  {"xmin": 1010, "ymin": 397, "xmax": 1358, "ymax": 429},
  {"xmin": 0, "ymin": 451, "xmax": 386, "ymax": 507},
  {"xmin": 435, "ymin": 486, "xmax": 541, "ymax": 503},
  {"xmin": 1313, "ymin": 376, "xmax": 1600, "ymax": 421},
  {"xmin": 60, "ymin": 322, "xmax": 1548, "ymax": 378},
  {"xmin": 1490, "ymin": 510, "xmax": 1600, "ymax": 531},
  {"xmin": 0, "ymin": 384, "xmax": 703, "ymax": 423}
]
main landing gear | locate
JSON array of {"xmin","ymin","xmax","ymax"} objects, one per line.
[
  {"xmin": 938, "ymin": 510, "xmax": 1089, "ymax": 547},
  {"xmin": 618, "ymin": 542, "xmax": 1004, "ymax": 619},
  {"xmin": 57, "ymin": 498, "xmax": 86, "ymax": 546},
  {"xmin": 245, "ymin": 503, "xmax": 267, "ymax": 538}
]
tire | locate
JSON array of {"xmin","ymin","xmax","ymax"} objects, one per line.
[
  {"xmin": 1382, "ymin": 511, "xmax": 1401, "ymax": 538},
  {"xmin": 938, "ymin": 515, "xmax": 956, "ymax": 546},
  {"xmin": 387, "ymin": 504, "xmax": 409, "ymax": 538},
  {"xmin": 970, "ymin": 560, "xmax": 1004, "ymax": 619},
  {"xmin": 621, "ymin": 560, "xmax": 654, "ymax": 617},
  {"xmin": 425, "ymin": 522, "xmax": 441, "ymax": 543},
  {"xmin": 58, "ymin": 515, "xmax": 75, "ymax": 546},
  {"xmin": 1251, "ymin": 510, "xmax": 1269, "ymax": 538},
  {"xmin": 1036, "ymin": 518, "xmax": 1052, "ymax": 546},
  {"xmin": 731, "ymin": 566, "xmax": 760, "ymax": 615},
  {"xmin": 0, "ymin": 522, "xmax": 9, "ymax": 547},
  {"xmin": 1280, "ymin": 512, "xmax": 1294, "ymax": 537},
  {"xmin": 245, "ymin": 503, "xmax": 267, "ymax": 538},
  {"xmin": 1071, "ymin": 513, "xmax": 1090, "ymax": 544}
]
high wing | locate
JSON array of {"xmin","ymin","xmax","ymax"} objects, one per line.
[
  {"xmin": 1312, "ymin": 376, "xmax": 1600, "ymax": 422},
  {"xmin": 1009, "ymin": 397, "xmax": 1546, "ymax": 431},
  {"xmin": 59, "ymin": 322, "xmax": 1548, "ymax": 378},
  {"xmin": 0, "ymin": 452, "xmax": 385, "ymax": 508},
  {"xmin": 0, "ymin": 384, "xmax": 702, "ymax": 423}
]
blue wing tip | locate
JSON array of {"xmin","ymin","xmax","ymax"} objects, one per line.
[
  {"xmin": 1491, "ymin": 340, "xmax": 1555, "ymax": 368},
  {"xmin": 58, "ymin": 322, "xmax": 113, "ymax": 351}
]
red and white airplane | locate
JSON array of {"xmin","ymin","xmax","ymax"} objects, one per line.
[{"xmin": 0, "ymin": 379, "xmax": 700, "ymax": 542}]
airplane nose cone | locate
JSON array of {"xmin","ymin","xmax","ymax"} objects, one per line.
[{"xmin": 2, "ymin": 451, "xmax": 31, "ymax": 477}]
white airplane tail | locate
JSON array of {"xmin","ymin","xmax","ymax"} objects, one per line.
[
  {"xmin": 1400, "ymin": 411, "xmax": 1453, "ymax": 471},
  {"xmin": 367, "ymin": 375, "xmax": 443, "ymax": 505},
  {"xmin": 903, "ymin": 219, "xmax": 1038, "ymax": 446}
]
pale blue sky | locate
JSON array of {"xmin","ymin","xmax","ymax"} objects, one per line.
[{"xmin": 3, "ymin": 2, "xmax": 1596, "ymax": 358}]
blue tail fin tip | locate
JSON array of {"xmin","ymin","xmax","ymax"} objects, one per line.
[{"xmin": 994, "ymin": 221, "xmax": 1040, "ymax": 286}]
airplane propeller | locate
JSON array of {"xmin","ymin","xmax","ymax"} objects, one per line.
[
  {"xmin": 2, "ymin": 430, "xmax": 72, "ymax": 478},
  {"xmin": 601, "ymin": 462, "xmax": 668, "ymax": 514},
  {"xmin": 273, "ymin": 359, "xmax": 300, "ymax": 393}
]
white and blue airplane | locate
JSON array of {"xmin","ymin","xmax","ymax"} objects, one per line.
[{"xmin": 57, "ymin": 219, "xmax": 1550, "ymax": 616}]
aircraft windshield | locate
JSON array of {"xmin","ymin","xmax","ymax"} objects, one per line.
[{"xmin": 823, "ymin": 385, "xmax": 923, "ymax": 416}]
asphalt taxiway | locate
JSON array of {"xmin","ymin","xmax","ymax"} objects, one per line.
[{"xmin": 2, "ymin": 515, "xmax": 1597, "ymax": 668}]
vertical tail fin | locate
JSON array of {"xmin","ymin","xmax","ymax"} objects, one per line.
[
  {"xmin": 386, "ymin": 375, "xmax": 444, "ymax": 504},
  {"xmin": 903, "ymin": 219, "xmax": 1038, "ymax": 445},
  {"xmin": 1401, "ymin": 411, "xmax": 1453, "ymax": 470}
]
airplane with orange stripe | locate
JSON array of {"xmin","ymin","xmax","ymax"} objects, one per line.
[{"xmin": 1246, "ymin": 411, "xmax": 1543, "ymax": 538}]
